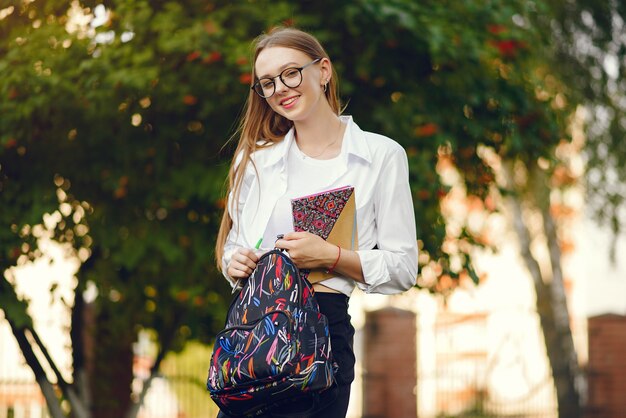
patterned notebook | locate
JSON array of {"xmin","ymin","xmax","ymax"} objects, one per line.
[{"xmin": 291, "ymin": 185, "xmax": 358, "ymax": 283}]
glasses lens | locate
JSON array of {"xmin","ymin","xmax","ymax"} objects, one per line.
[
  {"xmin": 254, "ymin": 80, "xmax": 274, "ymax": 98},
  {"xmin": 281, "ymin": 68, "xmax": 303, "ymax": 88}
]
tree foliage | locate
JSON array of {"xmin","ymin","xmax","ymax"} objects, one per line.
[
  {"xmin": 1, "ymin": 1, "xmax": 291, "ymax": 416},
  {"xmin": 542, "ymin": 0, "xmax": 626, "ymax": 256},
  {"xmin": 1, "ymin": 0, "xmax": 621, "ymax": 416}
]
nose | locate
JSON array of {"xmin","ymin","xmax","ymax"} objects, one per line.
[{"xmin": 274, "ymin": 76, "xmax": 290, "ymax": 94}]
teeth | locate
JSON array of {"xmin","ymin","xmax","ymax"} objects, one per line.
[{"xmin": 282, "ymin": 97, "xmax": 297, "ymax": 106}]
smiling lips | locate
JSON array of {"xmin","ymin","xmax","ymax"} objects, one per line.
[{"xmin": 280, "ymin": 95, "xmax": 299, "ymax": 108}]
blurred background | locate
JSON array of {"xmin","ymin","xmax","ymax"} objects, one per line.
[{"xmin": 1, "ymin": 1, "xmax": 625, "ymax": 417}]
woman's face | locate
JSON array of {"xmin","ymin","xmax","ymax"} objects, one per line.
[{"xmin": 254, "ymin": 46, "xmax": 329, "ymax": 122}]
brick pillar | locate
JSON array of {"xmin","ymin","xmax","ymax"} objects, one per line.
[
  {"xmin": 363, "ymin": 307, "xmax": 417, "ymax": 418},
  {"xmin": 586, "ymin": 314, "xmax": 626, "ymax": 418}
]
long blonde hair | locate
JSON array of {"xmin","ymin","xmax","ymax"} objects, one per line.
[{"xmin": 215, "ymin": 27, "xmax": 341, "ymax": 268}]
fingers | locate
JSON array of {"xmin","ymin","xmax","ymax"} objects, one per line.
[
  {"xmin": 274, "ymin": 232, "xmax": 331, "ymax": 269},
  {"xmin": 281, "ymin": 231, "xmax": 308, "ymax": 240},
  {"xmin": 227, "ymin": 248, "xmax": 259, "ymax": 279},
  {"xmin": 239, "ymin": 247, "xmax": 260, "ymax": 263},
  {"xmin": 276, "ymin": 231, "xmax": 313, "ymax": 249}
]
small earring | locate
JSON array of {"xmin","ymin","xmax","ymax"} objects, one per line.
[{"xmin": 323, "ymin": 81, "xmax": 328, "ymax": 93}]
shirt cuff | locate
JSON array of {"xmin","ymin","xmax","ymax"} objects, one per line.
[
  {"xmin": 355, "ymin": 250, "xmax": 391, "ymax": 293},
  {"xmin": 221, "ymin": 246, "xmax": 240, "ymax": 290}
]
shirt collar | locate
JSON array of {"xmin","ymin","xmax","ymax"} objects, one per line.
[
  {"xmin": 262, "ymin": 115, "xmax": 372, "ymax": 169},
  {"xmin": 340, "ymin": 115, "xmax": 372, "ymax": 164}
]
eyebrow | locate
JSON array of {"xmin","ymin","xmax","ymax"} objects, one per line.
[{"xmin": 257, "ymin": 62, "xmax": 300, "ymax": 79}]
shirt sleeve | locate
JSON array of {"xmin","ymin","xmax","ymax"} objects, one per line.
[
  {"xmin": 356, "ymin": 146, "xmax": 418, "ymax": 294},
  {"xmin": 221, "ymin": 158, "xmax": 256, "ymax": 288}
]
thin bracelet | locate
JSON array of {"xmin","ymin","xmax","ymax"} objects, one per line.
[{"xmin": 326, "ymin": 245, "xmax": 341, "ymax": 274}]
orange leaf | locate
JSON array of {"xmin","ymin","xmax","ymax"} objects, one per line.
[
  {"xmin": 4, "ymin": 138, "xmax": 17, "ymax": 149},
  {"xmin": 487, "ymin": 24, "xmax": 507, "ymax": 35},
  {"xmin": 417, "ymin": 189, "xmax": 430, "ymax": 200},
  {"xmin": 239, "ymin": 73, "xmax": 252, "ymax": 85},
  {"xmin": 175, "ymin": 290, "xmax": 189, "ymax": 302},
  {"xmin": 186, "ymin": 51, "xmax": 201, "ymax": 62},
  {"xmin": 490, "ymin": 40, "xmax": 526, "ymax": 58},
  {"xmin": 204, "ymin": 21, "xmax": 218, "ymax": 35},
  {"xmin": 182, "ymin": 95, "xmax": 198, "ymax": 105},
  {"xmin": 114, "ymin": 187, "xmax": 127, "ymax": 199},
  {"xmin": 415, "ymin": 123, "xmax": 438, "ymax": 137},
  {"xmin": 203, "ymin": 51, "xmax": 222, "ymax": 64}
]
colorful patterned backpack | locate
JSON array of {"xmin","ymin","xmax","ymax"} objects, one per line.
[{"xmin": 207, "ymin": 248, "xmax": 336, "ymax": 417}]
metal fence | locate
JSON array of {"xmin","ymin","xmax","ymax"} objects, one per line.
[
  {"xmin": 0, "ymin": 381, "xmax": 50, "ymax": 418},
  {"xmin": 1, "ymin": 307, "xmax": 581, "ymax": 418},
  {"xmin": 0, "ymin": 333, "xmax": 217, "ymax": 418},
  {"xmin": 415, "ymin": 309, "xmax": 574, "ymax": 418},
  {"xmin": 136, "ymin": 341, "xmax": 219, "ymax": 418}
]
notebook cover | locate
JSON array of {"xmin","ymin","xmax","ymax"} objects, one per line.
[{"xmin": 291, "ymin": 185, "xmax": 358, "ymax": 283}]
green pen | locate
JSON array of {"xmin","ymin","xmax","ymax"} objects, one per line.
[{"xmin": 255, "ymin": 237, "xmax": 263, "ymax": 249}]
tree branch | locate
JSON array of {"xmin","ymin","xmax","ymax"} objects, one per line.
[
  {"xmin": 541, "ymin": 200, "xmax": 586, "ymax": 402},
  {"xmin": 1, "ymin": 276, "xmax": 66, "ymax": 417},
  {"xmin": 531, "ymin": 166, "xmax": 586, "ymax": 404},
  {"xmin": 502, "ymin": 161, "xmax": 547, "ymax": 294},
  {"xmin": 24, "ymin": 310, "xmax": 90, "ymax": 418},
  {"xmin": 7, "ymin": 321, "xmax": 66, "ymax": 418},
  {"xmin": 28, "ymin": 327, "xmax": 70, "ymax": 389},
  {"xmin": 2, "ymin": 274, "xmax": 90, "ymax": 417},
  {"xmin": 31, "ymin": 326, "xmax": 91, "ymax": 418},
  {"xmin": 503, "ymin": 160, "xmax": 583, "ymax": 416}
]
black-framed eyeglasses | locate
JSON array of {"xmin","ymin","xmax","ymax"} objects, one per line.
[{"xmin": 251, "ymin": 58, "xmax": 321, "ymax": 98}]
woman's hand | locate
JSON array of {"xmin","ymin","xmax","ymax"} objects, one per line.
[
  {"xmin": 227, "ymin": 247, "xmax": 260, "ymax": 279},
  {"xmin": 275, "ymin": 231, "xmax": 336, "ymax": 270}
]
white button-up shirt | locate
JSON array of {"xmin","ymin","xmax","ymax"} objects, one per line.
[{"xmin": 222, "ymin": 115, "xmax": 418, "ymax": 295}]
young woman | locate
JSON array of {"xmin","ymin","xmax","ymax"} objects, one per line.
[{"xmin": 215, "ymin": 27, "xmax": 418, "ymax": 418}]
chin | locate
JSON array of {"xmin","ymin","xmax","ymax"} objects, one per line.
[
  {"xmin": 285, "ymin": 105, "xmax": 316, "ymax": 123},
  {"xmin": 275, "ymin": 107, "xmax": 303, "ymax": 122}
]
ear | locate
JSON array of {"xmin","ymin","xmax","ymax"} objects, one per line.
[{"xmin": 319, "ymin": 57, "xmax": 332, "ymax": 85}]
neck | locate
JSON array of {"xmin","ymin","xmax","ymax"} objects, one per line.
[{"xmin": 294, "ymin": 108, "xmax": 343, "ymax": 153}]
